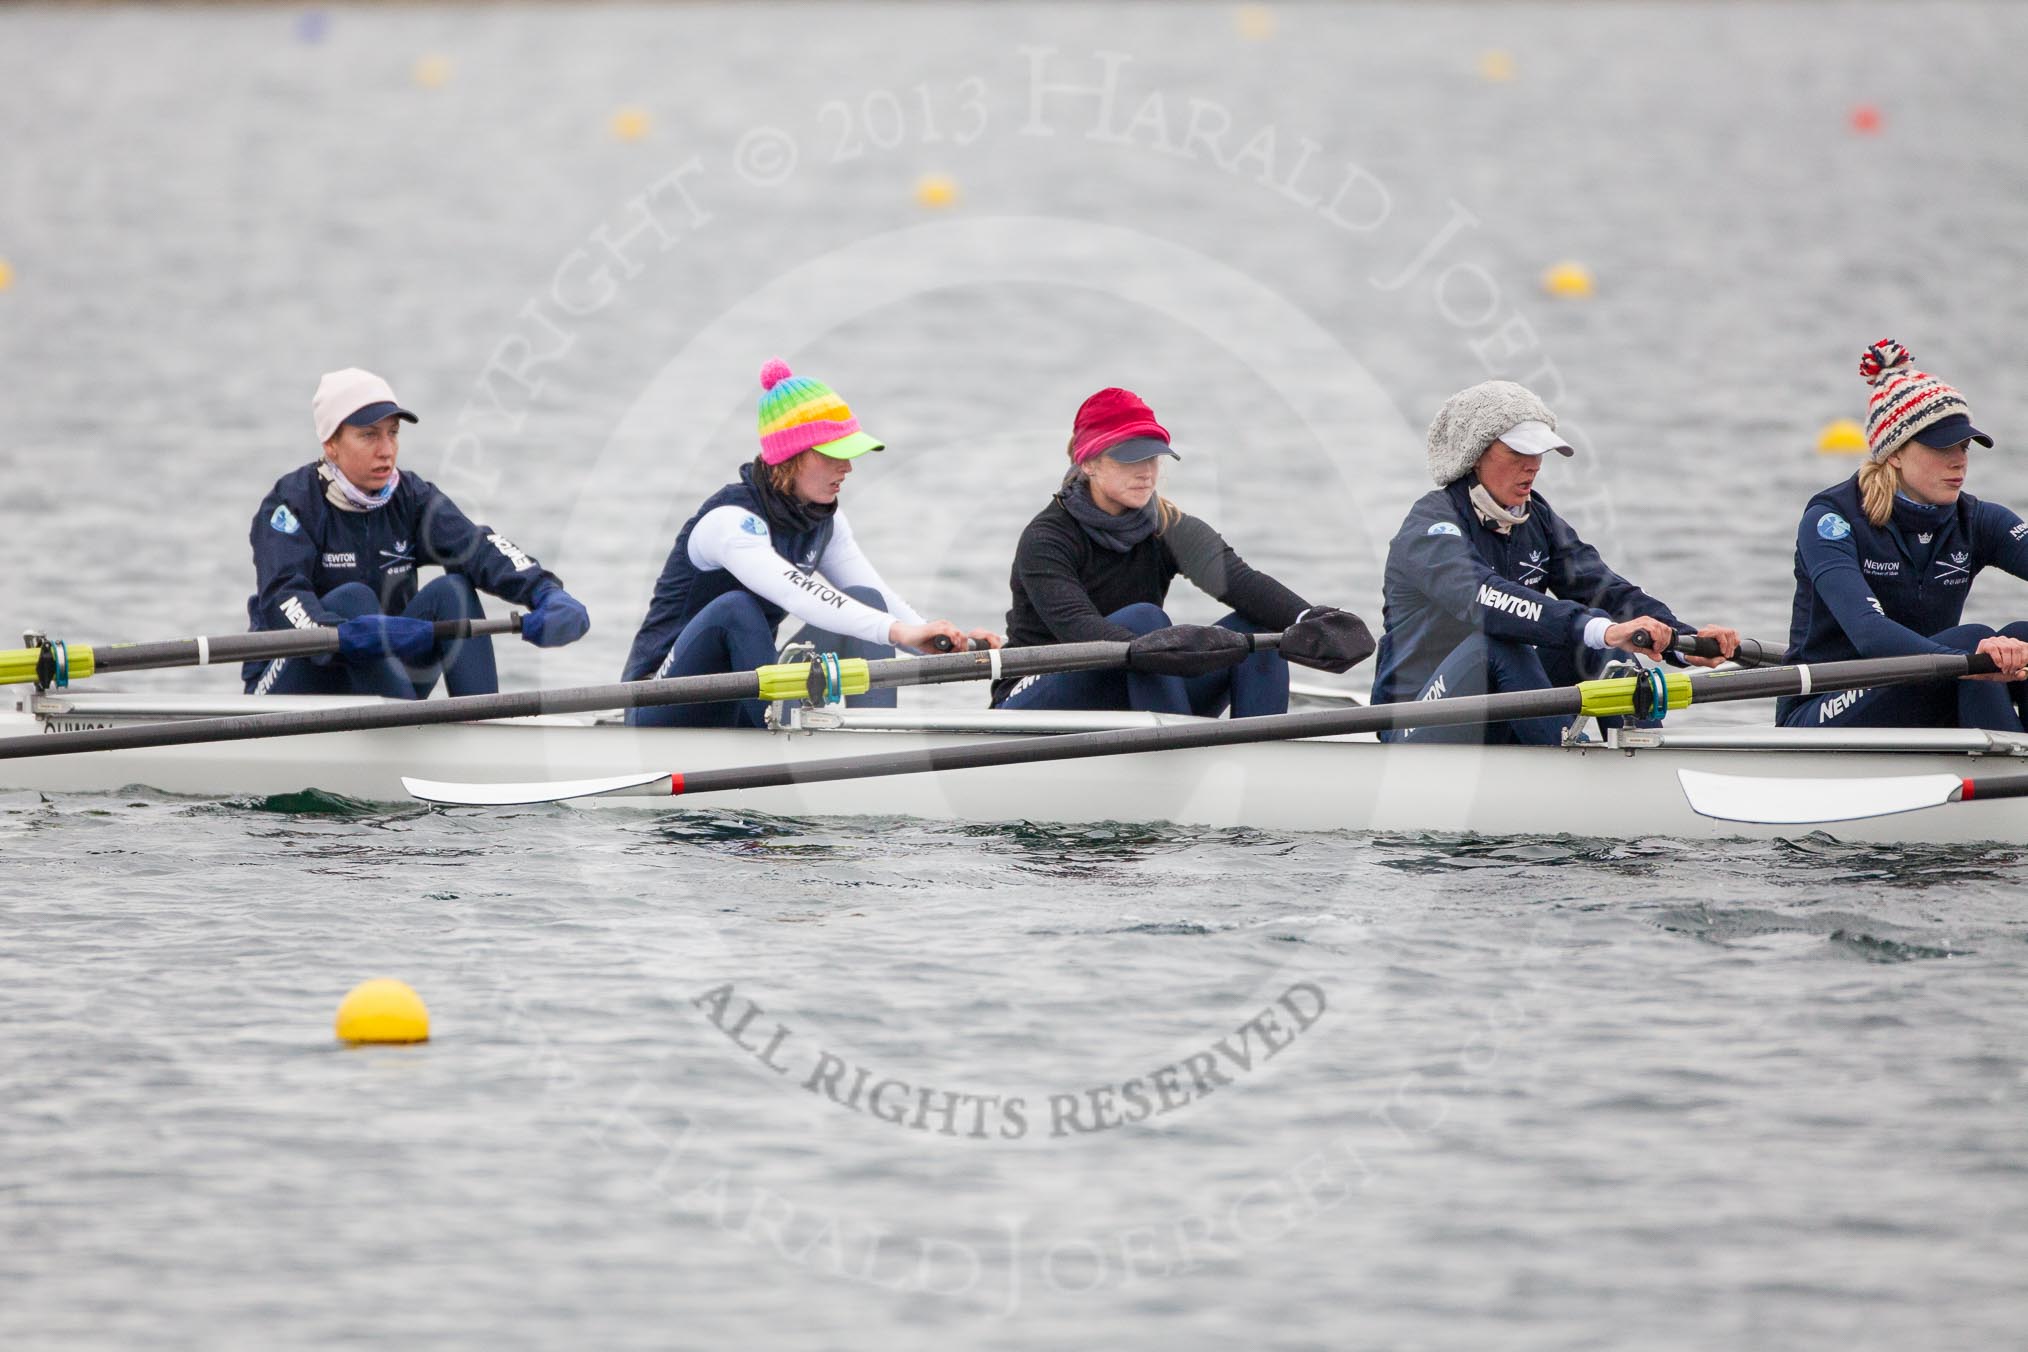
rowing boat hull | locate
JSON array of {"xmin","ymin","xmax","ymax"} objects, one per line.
[{"xmin": 4, "ymin": 694, "xmax": 2024, "ymax": 843}]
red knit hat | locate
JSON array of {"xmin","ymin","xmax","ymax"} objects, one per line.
[{"xmin": 1070, "ymin": 388, "xmax": 1176, "ymax": 464}]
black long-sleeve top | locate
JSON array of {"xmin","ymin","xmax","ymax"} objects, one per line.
[{"xmin": 997, "ymin": 494, "xmax": 1309, "ymax": 702}]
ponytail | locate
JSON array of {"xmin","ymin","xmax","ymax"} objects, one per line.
[{"xmin": 1856, "ymin": 457, "xmax": 1899, "ymax": 527}]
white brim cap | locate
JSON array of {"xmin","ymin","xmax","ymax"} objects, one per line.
[
  {"xmin": 313, "ymin": 367, "xmax": 418, "ymax": 444},
  {"xmin": 1499, "ymin": 419, "xmax": 1574, "ymax": 458}
]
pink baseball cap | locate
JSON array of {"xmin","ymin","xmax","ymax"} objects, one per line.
[
  {"xmin": 313, "ymin": 368, "xmax": 418, "ymax": 444},
  {"xmin": 1070, "ymin": 387, "xmax": 1178, "ymax": 465}
]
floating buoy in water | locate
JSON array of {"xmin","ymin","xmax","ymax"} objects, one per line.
[
  {"xmin": 610, "ymin": 107, "xmax": 651, "ymax": 142},
  {"xmin": 1234, "ymin": 5, "xmax": 1276, "ymax": 41},
  {"xmin": 1849, "ymin": 103, "xmax": 1883, "ymax": 135},
  {"xmin": 294, "ymin": 10, "xmax": 329, "ymax": 45},
  {"xmin": 915, "ymin": 174, "xmax": 959, "ymax": 209},
  {"xmin": 0, "ymin": 258, "xmax": 13, "ymax": 293},
  {"xmin": 1816, "ymin": 418, "xmax": 1869, "ymax": 453},
  {"xmin": 1478, "ymin": 50, "xmax": 1516, "ymax": 82},
  {"xmin": 413, "ymin": 55, "xmax": 452, "ymax": 89},
  {"xmin": 1541, "ymin": 261, "xmax": 1594, "ymax": 298},
  {"xmin": 336, "ymin": 978, "xmax": 430, "ymax": 1044}
]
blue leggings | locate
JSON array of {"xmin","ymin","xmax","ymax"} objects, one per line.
[
  {"xmin": 994, "ymin": 604, "xmax": 1290, "ymax": 718},
  {"xmin": 1780, "ymin": 621, "xmax": 2028, "ymax": 733},
  {"xmin": 246, "ymin": 575, "xmax": 497, "ymax": 699},
  {"xmin": 626, "ymin": 585, "xmax": 900, "ymax": 729},
  {"xmin": 1380, "ymin": 633, "xmax": 1600, "ymax": 746}
]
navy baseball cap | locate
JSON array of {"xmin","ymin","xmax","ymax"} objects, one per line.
[
  {"xmin": 1912, "ymin": 413, "xmax": 1992, "ymax": 449},
  {"xmin": 343, "ymin": 400, "xmax": 418, "ymax": 430},
  {"xmin": 1103, "ymin": 436, "xmax": 1181, "ymax": 464}
]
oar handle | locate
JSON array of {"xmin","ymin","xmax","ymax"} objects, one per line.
[{"xmin": 1631, "ymin": 630, "xmax": 1782, "ymax": 665}]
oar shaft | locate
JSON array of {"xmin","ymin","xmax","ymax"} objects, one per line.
[
  {"xmin": 669, "ymin": 684, "xmax": 1585, "ymax": 796},
  {"xmin": 1958, "ymin": 773, "xmax": 2028, "ymax": 803},
  {"xmin": 1, "ymin": 615, "xmax": 527, "ymax": 686},
  {"xmin": 88, "ymin": 616, "xmax": 524, "ymax": 675},
  {"xmin": 0, "ymin": 638, "xmax": 1153, "ymax": 761},
  {"xmin": 664, "ymin": 651, "xmax": 1991, "ymax": 798}
]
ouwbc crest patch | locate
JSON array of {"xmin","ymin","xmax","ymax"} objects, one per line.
[
  {"xmin": 1816, "ymin": 512, "xmax": 1852, "ymax": 541},
  {"xmin": 1426, "ymin": 521, "xmax": 1462, "ymax": 537},
  {"xmin": 269, "ymin": 504, "xmax": 301, "ymax": 535}
]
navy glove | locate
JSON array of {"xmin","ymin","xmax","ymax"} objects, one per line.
[
  {"xmin": 335, "ymin": 614, "xmax": 437, "ymax": 666},
  {"xmin": 521, "ymin": 587, "xmax": 590, "ymax": 648}
]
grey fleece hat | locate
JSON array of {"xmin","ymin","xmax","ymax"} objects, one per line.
[{"xmin": 1425, "ymin": 380, "xmax": 1572, "ymax": 486}]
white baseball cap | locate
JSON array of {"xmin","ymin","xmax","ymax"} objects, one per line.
[
  {"xmin": 313, "ymin": 368, "xmax": 419, "ymax": 444},
  {"xmin": 1497, "ymin": 419, "xmax": 1574, "ymax": 459}
]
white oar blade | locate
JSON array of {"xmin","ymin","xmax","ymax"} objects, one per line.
[
  {"xmin": 1676, "ymin": 768, "xmax": 1963, "ymax": 825},
  {"xmin": 403, "ymin": 770, "xmax": 673, "ymax": 807}
]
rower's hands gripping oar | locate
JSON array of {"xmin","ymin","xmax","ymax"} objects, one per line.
[
  {"xmin": 1622, "ymin": 624, "xmax": 1797, "ymax": 669},
  {"xmin": 1968, "ymin": 633, "xmax": 2028, "ymax": 682},
  {"xmin": 897, "ymin": 621, "xmax": 1003, "ymax": 654},
  {"xmin": 1618, "ymin": 621, "xmax": 1739, "ymax": 668},
  {"xmin": 1119, "ymin": 608, "xmax": 1375, "ymax": 678},
  {"xmin": 1278, "ymin": 607, "xmax": 1375, "ymax": 673},
  {"xmin": 336, "ymin": 615, "xmax": 438, "ymax": 666},
  {"xmin": 520, "ymin": 586, "xmax": 591, "ymax": 649}
]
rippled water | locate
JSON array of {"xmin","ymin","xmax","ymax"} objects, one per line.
[{"xmin": 5, "ymin": 3, "xmax": 2028, "ymax": 1348}]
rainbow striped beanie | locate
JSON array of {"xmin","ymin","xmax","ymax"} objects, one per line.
[
  {"xmin": 1860, "ymin": 339, "xmax": 1990, "ymax": 460},
  {"xmin": 756, "ymin": 359, "xmax": 884, "ymax": 465}
]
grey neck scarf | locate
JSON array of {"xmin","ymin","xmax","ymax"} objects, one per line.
[{"xmin": 1061, "ymin": 476, "xmax": 1159, "ymax": 553}]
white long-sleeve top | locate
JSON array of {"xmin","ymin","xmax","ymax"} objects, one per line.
[{"xmin": 685, "ymin": 505, "xmax": 924, "ymax": 644}]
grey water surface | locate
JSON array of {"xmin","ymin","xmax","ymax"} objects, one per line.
[{"xmin": 3, "ymin": 3, "xmax": 2028, "ymax": 1349}]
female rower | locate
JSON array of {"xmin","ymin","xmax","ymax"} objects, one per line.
[
  {"xmin": 1370, "ymin": 379, "xmax": 1739, "ymax": 744},
  {"xmin": 1780, "ymin": 340, "xmax": 2028, "ymax": 730},
  {"xmin": 620, "ymin": 360, "xmax": 1001, "ymax": 728},
  {"xmin": 994, "ymin": 387, "xmax": 1362, "ymax": 716},
  {"xmin": 245, "ymin": 367, "xmax": 590, "ymax": 698}
]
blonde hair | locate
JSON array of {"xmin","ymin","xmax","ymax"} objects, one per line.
[
  {"xmin": 1857, "ymin": 455, "xmax": 1901, "ymax": 527},
  {"xmin": 1063, "ymin": 435, "xmax": 1182, "ymax": 533}
]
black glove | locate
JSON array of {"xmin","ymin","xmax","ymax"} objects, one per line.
[
  {"xmin": 1124, "ymin": 624, "xmax": 1254, "ymax": 677},
  {"xmin": 1279, "ymin": 607, "xmax": 1375, "ymax": 673}
]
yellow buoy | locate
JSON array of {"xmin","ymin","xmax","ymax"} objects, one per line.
[
  {"xmin": 0, "ymin": 258, "xmax": 13, "ymax": 293},
  {"xmin": 1478, "ymin": 49, "xmax": 1516, "ymax": 82},
  {"xmin": 1234, "ymin": 5, "xmax": 1276, "ymax": 41},
  {"xmin": 336, "ymin": 978, "xmax": 430, "ymax": 1044},
  {"xmin": 914, "ymin": 174, "xmax": 959, "ymax": 209},
  {"xmin": 1816, "ymin": 418, "xmax": 1869, "ymax": 454},
  {"xmin": 609, "ymin": 107, "xmax": 651, "ymax": 142},
  {"xmin": 412, "ymin": 55, "xmax": 452, "ymax": 89},
  {"xmin": 1542, "ymin": 261, "xmax": 1594, "ymax": 298}
]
